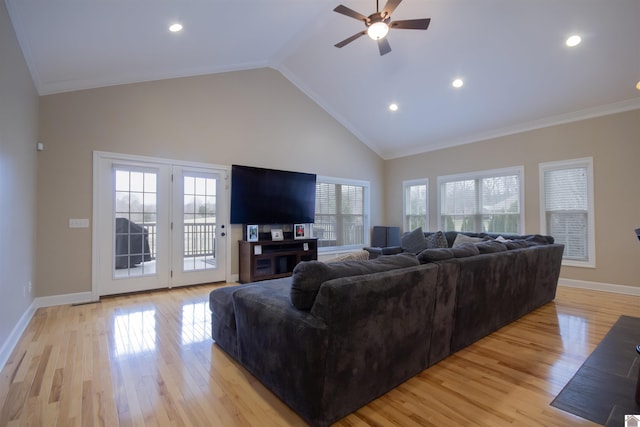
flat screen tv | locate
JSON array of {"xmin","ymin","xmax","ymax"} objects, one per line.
[{"xmin": 230, "ymin": 164, "xmax": 316, "ymax": 225}]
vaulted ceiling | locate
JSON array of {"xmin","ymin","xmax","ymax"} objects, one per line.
[{"xmin": 6, "ymin": 0, "xmax": 640, "ymax": 159}]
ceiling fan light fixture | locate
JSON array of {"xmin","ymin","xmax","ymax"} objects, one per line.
[
  {"xmin": 367, "ymin": 21, "xmax": 389, "ymax": 40},
  {"xmin": 566, "ymin": 35, "xmax": 581, "ymax": 47}
]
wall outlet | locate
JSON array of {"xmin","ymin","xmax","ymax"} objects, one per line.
[{"xmin": 69, "ymin": 218, "xmax": 89, "ymax": 228}]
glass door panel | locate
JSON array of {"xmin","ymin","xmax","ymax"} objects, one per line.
[
  {"xmin": 172, "ymin": 167, "xmax": 227, "ymax": 286},
  {"xmin": 114, "ymin": 168, "xmax": 157, "ymax": 278},
  {"xmin": 183, "ymin": 175, "xmax": 217, "ymax": 271}
]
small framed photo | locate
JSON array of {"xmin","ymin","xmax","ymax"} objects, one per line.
[
  {"xmin": 294, "ymin": 223, "xmax": 309, "ymax": 240},
  {"xmin": 271, "ymin": 229, "xmax": 284, "ymax": 241},
  {"xmin": 247, "ymin": 224, "xmax": 259, "ymax": 242}
]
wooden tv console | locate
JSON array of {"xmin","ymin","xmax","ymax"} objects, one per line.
[{"xmin": 238, "ymin": 239, "xmax": 318, "ymax": 283}]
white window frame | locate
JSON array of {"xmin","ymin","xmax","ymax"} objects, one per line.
[
  {"xmin": 437, "ymin": 166, "xmax": 525, "ymax": 234},
  {"xmin": 314, "ymin": 176, "xmax": 370, "ymax": 253},
  {"xmin": 402, "ymin": 178, "xmax": 429, "ymax": 232},
  {"xmin": 539, "ymin": 157, "xmax": 595, "ymax": 268}
]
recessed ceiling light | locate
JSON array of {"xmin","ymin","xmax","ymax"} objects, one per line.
[
  {"xmin": 566, "ymin": 35, "xmax": 581, "ymax": 47},
  {"xmin": 169, "ymin": 23, "xmax": 183, "ymax": 33},
  {"xmin": 452, "ymin": 79, "xmax": 464, "ymax": 88},
  {"xmin": 636, "ymin": 81, "xmax": 640, "ymax": 91},
  {"xmin": 389, "ymin": 103, "xmax": 398, "ymax": 111}
]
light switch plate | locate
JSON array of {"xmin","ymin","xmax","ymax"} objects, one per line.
[{"xmin": 69, "ymin": 218, "xmax": 89, "ymax": 228}]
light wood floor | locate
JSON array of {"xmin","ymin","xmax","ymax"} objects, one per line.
[{"xmin": 1, "ymin": 284, "xmax": 638, "ymax": 427}]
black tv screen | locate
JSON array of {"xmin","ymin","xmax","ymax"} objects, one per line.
[{"xmin": 230, "ymin": 165, "xmax": 316, "ymax": 224}]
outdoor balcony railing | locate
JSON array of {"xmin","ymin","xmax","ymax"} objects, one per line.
[{"xmin": 141, "ymin": 222, "xmax": 216, "ymax": 258}]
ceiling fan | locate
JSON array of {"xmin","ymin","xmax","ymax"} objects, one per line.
[{"xmin": 333, "ymin": 0, "xmax": 431, "ymax": 56}]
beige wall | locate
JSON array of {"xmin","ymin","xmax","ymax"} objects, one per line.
[
  {"xmin": 33, "ymin": 55, "xmax": 640, "ymax": 298},
  {"xmin": 385, "ymin": 109, "xmax": 640, "ymax": 288},
  {"xmin": 0, "ymin": 1, "xmax": 39, "ymax": 348},
  {"xmin": 37, "ymin": 69, "xmax": 384, "ymax": 297}
]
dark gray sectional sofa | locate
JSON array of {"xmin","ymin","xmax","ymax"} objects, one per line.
[{"xmin": 209, "ymin": 232, "xmax": 564, "ymax": 426}]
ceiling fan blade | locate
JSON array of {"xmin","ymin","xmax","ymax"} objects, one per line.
[
  {"xmin": 378, "ymin": 38, "xmax": 392, "ymax": 56},
  {"xmin": 381, "ymin": 0, "xmax": 402, "ymax": 17},
  {"xmin": 390, "ymin": 18, "xmax": 431, "ymax": 30},
  {"xmin": 335, "ymin": 31, "xmax": 367, "ymax": 48},
  {"xmin": 333, "ymin": 4, "xmax": 368, "ymax": 22}
]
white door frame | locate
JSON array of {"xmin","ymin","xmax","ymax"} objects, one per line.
[{"xmin": 92, "ymin": 151, "xmax": 231, "ymax": 300}]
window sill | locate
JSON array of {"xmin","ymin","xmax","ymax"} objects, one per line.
[{"xmin": 561, "ymin": 259, "xmax": 596, "ymax": 269}]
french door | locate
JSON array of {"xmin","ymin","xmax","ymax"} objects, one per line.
[{"xmin": 93, "ymin": 152, "xmax": 229, "ymax": 297}]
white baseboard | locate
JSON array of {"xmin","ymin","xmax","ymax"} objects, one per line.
[
  {"xmin": 0, "ymin": 291, "xmax": 95, "ymax": 372},
  {"xmin": 0, "ymin": 299, "xmax": 37, "ymax": 373},
  {"xmin": 35, "ymin": 291, "xmax": 96, "ymax": 308},
  {"xmin": 558, "ymin": 278, "xmax": 640, "ymax": 296}
]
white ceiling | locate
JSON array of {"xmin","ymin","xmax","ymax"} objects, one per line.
[{"xmin": 6, "ymin": 0, "xmax": 640, "ymax": 159}]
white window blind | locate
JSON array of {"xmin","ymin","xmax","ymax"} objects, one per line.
[
  {"xmin": 403, "ymin": 180, "xmax": 428, "ymax": 231},
  {"xmin": 439, "ymin": 167, "xmax": 523, "ymax": 234},
  {"xmin": 540, "ymin": 159, "xmax": 594, "ymax": 267},
  {"xmin": 314, "ymin": 178, "xmax": 369, "ymax": 250}
]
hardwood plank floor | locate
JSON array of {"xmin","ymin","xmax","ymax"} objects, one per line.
[{"xmin": 1, "ymin": 284, "xmax": 638, "ymax": 426}]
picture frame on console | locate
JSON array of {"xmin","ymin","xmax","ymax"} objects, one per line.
[
  {"xmin": 294, "ymin": 224, "xmax": 309, "ymax": 240},
  {"xmin": 247, "ymin": 224, "xmax": 259, "ymax": 242},
  {"xmin": 271, "ymin": 229, "xmax": 284, "ymax": 241}
]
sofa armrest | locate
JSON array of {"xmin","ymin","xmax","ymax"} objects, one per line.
[
  {"xmin": 231, "ymin": 285, "xmax": 329, "ymax": 426},
  {"xmin": 309, "ymin": 264, "xmax": 439, "ymax": 424},
  {"xmin": 363, "ymin": 245, "xmax": 403, "ymax": 259}
]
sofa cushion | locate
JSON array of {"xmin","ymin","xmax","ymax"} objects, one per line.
[
  {"xmin": 525, "ymin": 234, "xmax": 555, "ymax": 245},
  {"xmin": 290, "ymin": 253, "xmax": 419, "ymax": 310},
  {"xmin": 475, "ymin": 240, "xmax": 508, "ymax": 253},
  {"xmin": 451, "ymin": 243, "xmax": 481, "ymax": 257},
  {"xmin": 417, "ymin": 248, "xmax": 454, "ymax": 263},
  {"xmin": 417, "ymin": 242, "xmax": 480, "ymax": 263},
  {"xmin": 504, "ymin": 239, "xmax": 530, "ymax": 249}
]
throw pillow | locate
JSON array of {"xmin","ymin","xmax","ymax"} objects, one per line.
[
  {"xmin": 425, "ymin": 230, "xmax": 449, "ymax": 249},
  {"xmin": 452, "ymin": 233, "xmax": 484, "ymax": 247},
  {"xmin": 401, "ymin": 227, "xmax": 428, "ymax": 254},
  {"xmin": 290, "ymin": 253, "xmax": 419, "ymax": 310}
]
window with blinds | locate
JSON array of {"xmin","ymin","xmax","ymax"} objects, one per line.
[
  {"xmin": 314, "ymin": 177, "xmax": 369, "ymax": 250},
  {"xmin": 403, "ymin": 179, "xmax": 428, "ymax": 232},
  {"xmin": 438, "ymin": 167, "xmax": 523, "ymax": 234},
  {"xmin": 540, "ymin": 158, "xmax": 595, "ymax": 267}
]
